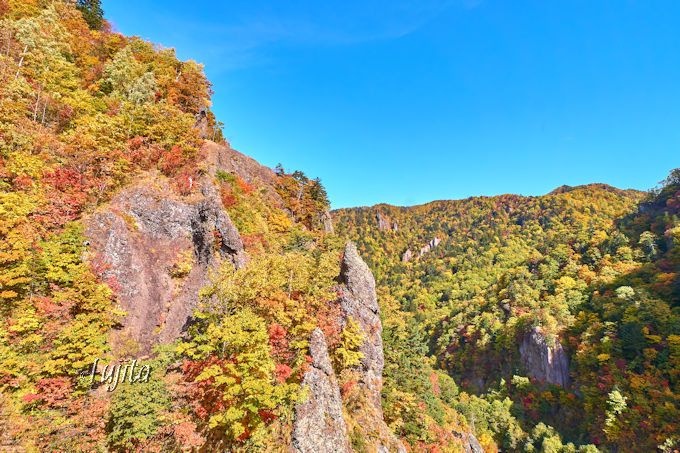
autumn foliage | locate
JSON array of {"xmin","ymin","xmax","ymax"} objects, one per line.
[{"xmin": 336, "ymin": 177, "xmax": 680, "ymax": 451}]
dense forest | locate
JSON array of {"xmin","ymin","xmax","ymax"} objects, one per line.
[
  {"xmin": 1, "ymin": 1, "xmax": 678, "ymax": 452},
  {"xmin": 335, "ymin": 177, "xmax": 680, "ymax": 451},
  {"xmin": 0, "ymin": 1, "xmax": 349, "ymax": 451}
]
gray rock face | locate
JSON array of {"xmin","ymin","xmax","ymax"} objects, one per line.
[
  {"xmin": 86, "ymin": 177, "xmax": 246, "ymax": 353},
  {"xmin": 194, "ymin": 180, "xmax": 248, "ymax": 268},
  {"xmin": 321, "ymin": 210, "xmax": 334, "ymax": 233},
  {"xmin": 519, "ymin": 327, "xmax": 569, "ymax": 387},
  {"xmin": 203, "ymin": 141, "xmax": 284, "ymax": 207},
  {"xmin": 464, "ymin": 432, "xmax": 484, "ymax": 453},
  {"xmin": 419, "ymin": 236, "xmax": 441, "ymax": 257},
  {"xmin": 194, "ymin": 108, "xmax": 210, "ymax": 139},
  {"xmin": 337, "ymin": 242, "xmax": 406, "ymax": 453},
  {"xmin": 453, "ymin": 430, "xmax": 484, "ymax": 453},
  {"xmin": 376, "ymin": 212, "xmax": 391, "ymax": 231},
  {"xmin": 292, "ymin": 329, "xmax": 350, "ymax": 453},
  {"xmin": 338, "ymin": 242, "xmax": 384, "ymax": 409},
  {"xmin": 292, "ymin": 243, "xmax": 404, "ymax": 453},
  {"xmin": 401, "ymin": 248, "xmax": 413, "ymax": 263}
]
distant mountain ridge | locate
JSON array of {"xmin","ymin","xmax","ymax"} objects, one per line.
[
  {"xmin": 337, "ymin": 183, "xmax": 641, "ymax": 211},
  {"xmin": 334, "ymin": 176, "xmax": 679, "ymax": 451},
  {"xmin": 1, "ymin": 1, "xmax": 677, "ymax": 451}
]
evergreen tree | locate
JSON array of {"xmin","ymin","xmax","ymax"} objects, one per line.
[{"xmin": 76, "ymin": 0, "xmax": 104, "ymax": 30}]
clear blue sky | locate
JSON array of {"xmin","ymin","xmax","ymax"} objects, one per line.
[{"xmin": 104, "ymin": 1, "xmax": 680, "ymax": 208}]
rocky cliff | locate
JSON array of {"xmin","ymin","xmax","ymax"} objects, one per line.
[
  {"xmin": 337, "ymin": 243, "xmax": 387, "ymax": 411},
  {"xmin": 292, "ymin": 329, "xmax": 350, "ymax": 453},
  {"xmin": 519, "ymin": 327, "xmax": 570, "ymax": 387},
  {"xmin": 419, "ymin": 236, "xmax": 441, "ymax": 257},
  {"xmin": 292, "ymin": 242, "xmax": 405, "ymax": 453},
  {"xmin": 84, "ymin": 141, "xmax": 281, "ymax": 354},
  {"xmin": 400, "ymin": 236, "xmax": 441, "ymax": 263},
  {"xmin": 336, "ymin": 242, "xmax": 406, "ymax": 452},
  {"xmin": 86, "ymin": 174, "xmax": 246, "ymax": 354},
  {"xmin": 85, "ymin": 140, "xmax": 403, "ymax": 450}
]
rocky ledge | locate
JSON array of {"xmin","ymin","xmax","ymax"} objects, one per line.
[{"xmin": 85, "ymin": 174, "xmax": 246, "ymax": 354}]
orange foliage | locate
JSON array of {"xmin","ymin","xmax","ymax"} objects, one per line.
[
  {"xmin": 220, "ymin": 185, "xmax": 237, "ymax": 208},
  {"xmin": 242, "ymin": 233, "xmax": 267, "ymax": 251},
  {"xmin": 236, "ymin": 176, "xmax": 254, "ymax": 194}
]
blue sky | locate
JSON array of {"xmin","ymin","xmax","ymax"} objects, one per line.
[{"xmin": 104, "ymin": 1, "xmax": 680, "ymax": 208}]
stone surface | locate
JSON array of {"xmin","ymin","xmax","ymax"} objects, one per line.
[
  {"xmin": 338, "ymin": 243, "xmax": 384, "ymax": 408},
  {"xmin": 322, "ymin": 210, "xmax": 334, "ymax": 233},
  {"xmin": 453, "ymin": 430, "xmax": 484, "ymax": 453},
  {"xmin": 203, "ymin": 140, "xmax": 283, "ymax": 207},
  {"xmin": 85, "ymin": 176, "xmax": 246, "ymax": 353},
  {"xmin": 519, "ymin": 327, "xmax": 570, "ymax": 387},
  {"xmin": 292, "ymin": 243, "xmax": 405, "ymax": 453},
  {"xmin": 292, "ymin": 329, "xmax": 350, "ymax": 453},
  {"xmin": 194, "ymin": 108, "xmax": 210, "ymax": 139},
  {"xmin": 193, "ymin": 180, "xmax": 248, "ymax": 268},
  {"xmin": 376, "ymin": 212, "xmax": 390, "ymax": 231},
  {"xmin": 337, "ymin": 242, "xmax": 406, "ymax": 453},
  {"xmin": 401, "ymin": 248, "xmax": 413, "ymax": 263},
  {"xmin": 464, "ymin": 432, "xmax": 484, "ymax": 453},
  {"xmin": 419, "ymin": 236, "xmax": 442, "ymax": 257}
]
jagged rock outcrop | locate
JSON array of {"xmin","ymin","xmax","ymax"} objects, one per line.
[
  {"xmin": 419, "ymin": 236, "xmax": 441, "ymax": 257},
  {"xmin": 194, "ymin": 108, "xmax": 210, "ymax": 139},
  {"xmin": 203, "ymin": 141, "xmax": 283, "ymax": 207},
  {"xmin": 453, "ymin": 430, "xmax": 484, "ymax": 453},
  {"xmin": 519, "ymin": 327, "xmax": 570, "ymax": 387},
  {"xmin": 337, "ymin": 242, "xmax": 406, "ymax": 452},
  {"xmin": 376, "ymin": 212, "xmax": 400, "ymax": 232},
  {"xmin": 338, "ymin": 242, "xmax": 384, "ymax": 409},
  {"xmin": 85, "ymin": 175, "xmax": 246, "ymax": 353},
  {"xmin": 403, "ymin": 238, "xmax": 442, "ymax": 262},
  {"xmin": 85, "ymin": 140, "xmax": 290, "ymax": 354},
  {"xmin": 321, "ymin": 210, "xmax": 334, "ymax": 233},
  {"xmin": 465, "ymin": 433, "xmax": 484, "ymax": 453},
  {"xmin": 376, "ymin": 212, "xmax": 390, "ymax": 231},
  {"xmin": 292, "ymin": 329, "xmax": 350, "ymax": 453},
  {"xmin": 291, "ymin": 243, "xmax": 404, "ymax": 452}
]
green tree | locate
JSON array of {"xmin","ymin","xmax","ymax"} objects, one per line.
[
  {"xmin": 333, "ymin": 318, "xmax": 365, "ymax": 370},
  {"xmin": 106, "ymin": 369, "xmax": 171, "ymax": 451},
  {"xmin": 76, "ymin": 0, "xmax": 104, "ymax": 30},
  {"xmin": 178, "ymin": 308, "xmax": 299, "ymax": 446}
]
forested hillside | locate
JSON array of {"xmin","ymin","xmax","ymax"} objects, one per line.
[
  {"xmin": 335, "ymin": 178, "xmax": 680, "ymax": 452},
  {"xmin": 0, "ymin": 2, "xmax": 408, "ymax": 451},
  {"xmin": 1, "ymin": 1, "xmax": 678, "ymax": 452}
]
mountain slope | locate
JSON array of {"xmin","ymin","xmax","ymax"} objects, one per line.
[
  {"xmin": 0, "ymin": 2, "xmax": 493, "ymax": 452},
  {"xmin": 334, "ymin": 180, "xmax": 680, "ymax": 451},
  {"xmin": 2, "ymin": 2, "xmax": 678, "ymax": 452},
  {"xmin": 0, "ymin": 2, "xmax": 422, "ymax": 451}
]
